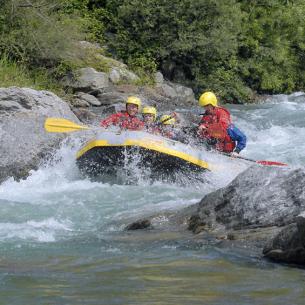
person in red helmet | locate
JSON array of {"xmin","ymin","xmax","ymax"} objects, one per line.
[
  {"xmin": 100, "ymin": 96, "xmax": 144, "ymax": 130},
  {"xmin": 197, "ymin": 91, "xmax": 246, "ymax": 155}
]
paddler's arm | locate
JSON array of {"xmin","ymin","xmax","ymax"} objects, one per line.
[
  {"xmin": 100, "ymin": 113, "xmax": 121, "ymax": 128},
  {"xmin": 227, "ymin": 125, "xmax": 247, "ymax": 154}
]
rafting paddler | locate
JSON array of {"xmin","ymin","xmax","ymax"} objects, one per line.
[
  {"xmin": 159, "ymin": 114, "xmax": 176, "ymax": 139},
  {"xmin": 159, "ymin": 113, "xmax": 188, "ymax": 143},
  {"xmin": 142, "ymin": 106, "xmax": 161, "ymax": 135},
  {"xmin": 197, "ymin": 91, "xmax": 246, "ymax": 156},
  {"xmin": 100, "ymin": 96, "xmax": 144, "ymax": 130}
]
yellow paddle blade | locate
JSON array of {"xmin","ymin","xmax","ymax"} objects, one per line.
[{"xmin": 44, "ymin": 118, "xmax": 90, "ymax": 133}]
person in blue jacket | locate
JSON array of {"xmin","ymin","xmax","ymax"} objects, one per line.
[
  {"xmin": 227, "ymin": 124, "xmax": 247, "ymax": 156},
  {"xmin": 197, "ymin": 91, "xmax": 247, "ymax": 156}
]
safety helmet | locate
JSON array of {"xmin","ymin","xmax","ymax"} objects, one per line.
[
  {"xmin": 142, "ymin": 106, "xmax": 157, "ymax": 120},
  {"xmin": 198, "ymin": 91, "xmax": 218, "ymax": 107},
  {"xmin": 160, "ymin": 114, "xmax": 176, "ymax": 125},
  {"xmin": 126, "ymin": 96, "xmax": 141, "ymax": 108}
]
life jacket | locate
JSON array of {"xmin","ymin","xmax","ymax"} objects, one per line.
[
  {"xmin": 198, "ymin": 107, "xmax": 235, "ymax": 153},
  {"xmin": 215, "ymin": 134, "xmax": 236, "ymax": 153},
  {"xmin": 100, "ymin": 111, "xmax": 144, "ymax": 130},
  {"xmin": 200, "ymin": 107, "xmax": 231, "ymax": 128}
]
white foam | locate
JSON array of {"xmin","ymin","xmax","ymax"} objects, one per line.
[
  {"xmin": 1, "ymin": 96, "xmax": 305, "ymax": 243},
  {"xmin": 0, "ymin": 218, "xmax": 72, "ymax": 242}
]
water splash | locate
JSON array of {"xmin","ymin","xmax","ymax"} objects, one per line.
[{"xmin": 1, "ymin": 94, "xmax": 305, "ymax": 244}]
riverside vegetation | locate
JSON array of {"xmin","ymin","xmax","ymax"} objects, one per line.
[{"xmin": 1, "ymin": 0, "xmax": 305, "ymax": 102}]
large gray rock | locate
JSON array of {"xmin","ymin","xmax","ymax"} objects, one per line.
[
  {"xmin": 66, "ymin": 67, "xmax": 109, "ymax": 92},
  {"xmin": 73, "ymin": 92, "xmax": 101, "ymax": 107},
  {"xmin": 95, "ymin": 88, "xmax": 127, "ymax": 106},
  {"xmin": 186, "ymin": 166, "xmax": 305, "ymax": 233},
  {"xmin": 0, "ymin": 87, "xmax": 79, "ymax": 183},
  {"xmin": 109, "ymin": 67, "xmax": 139, "ymax": 84},
  {"xmin": 155, "ymin": 71, "xmax": 164, "ymax": 84},
  {"xmin": 156, "ymin": 82, "xmax": 196, "ymax": 106},
  {"xmin": 263, "ymin": 213, "xmax": 305, "ymax": 264}
]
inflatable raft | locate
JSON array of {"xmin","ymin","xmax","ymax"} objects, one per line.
[{"xmin": 76, "ymin": 131, "xmax": 210, "ymax": 182}]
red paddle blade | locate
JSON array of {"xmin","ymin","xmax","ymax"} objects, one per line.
[{"xmin": 256, "ymin": 160, "xmax": 288, "ymax": 166}]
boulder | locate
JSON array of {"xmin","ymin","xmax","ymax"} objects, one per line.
[
  {"xmin": 70, "ymin": 98, "xmax": 90, "ymax": 108},
  {"xmin": 186, "ymin": 166, "xmax": 305, "ymax": 233},
  {"xmin": 155, "ymin": 81, "xmax": 196, "ymax": 109},
  {"xmin": 73, "ymin": 92, "xmax": 101, "ymax": 107},
  {"xmin": 72, "ymin": 107, "xmax": 98, "ymax": 124},
  {"xmin": 125, "ymin": 219, "xmax": 152, "ymax": 230},
  {"xmin": 109, "ymin": 67, "xmax": 139, "ymax": 84},
  {"xmin": 157, "ymin": 83, "xmax": 177, "ymax": 98},
  {"xmin": 263, "ymin": 213, "xmax": 305, "ymax": 265},
  {"xmin": 155, "ymin": 71, "xmax": 164, "ymax": 84},
  {"xmin": 0, "ymin": 87, "xmax": 79, "ymax": 183},
  {"xmin": 95, "ymin": 88, "xmax": 127, "ymax": 106},
  {"xmin": 65, "ymin": 67, "xmax": 109, "ymax": 92}
]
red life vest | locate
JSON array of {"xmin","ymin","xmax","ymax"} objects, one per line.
[
  {"xmin": 198, "ymin": 107, "xmax": 236, "ymax": 153},
  {"xmin": 100, "ymin": 111, "xmax": 144, "ymax": 130},
  {"xmin": 215, "ymin": 134, "xmax": 236, "ymax": 153}
]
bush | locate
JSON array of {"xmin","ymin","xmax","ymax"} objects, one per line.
[
  {"xmin": 0, "ymin": 55, "xmax": 66, "ymax": 95},
  {"xmin": 101, "ymin": 0, "xmax": 305, "ymax": 101}
]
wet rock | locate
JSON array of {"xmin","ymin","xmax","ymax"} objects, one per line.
[
  {"xmin": 186, "ymin": 166, "xmax": 305, "ymax": 233},
  {"xmin": 125, "ymin": 219, "xmax": 152, "ymax": 230},
  {"xmin": 188, "ymin": 215, "xmax": 206, "ymax": 234},
  {"xmin": 263, "ymin": 213, "xmax": 305, "ymax": 265},
  {"xmin": 0, "ymin": 87, "xmax": 79, "ymax": 183}
]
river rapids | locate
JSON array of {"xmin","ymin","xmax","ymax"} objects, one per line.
[{"xmin": 0, "ymin": 93, "xmax": 304, "ymax": 304}]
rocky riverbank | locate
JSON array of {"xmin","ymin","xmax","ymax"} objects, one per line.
[
  {"xmin": 127, "ymin": 165, "xmax": 305, "ymax": 266},
  {"xmin": 0, "ymin": 45, "xmax": 198, "ymax": 184},
  {"xmin": 0, "ymin": 87, "xmax": 79, "ymax": 184},
  {"xmin": 1, "ymin": 47, "xmax": 304, "ymax": 267}
]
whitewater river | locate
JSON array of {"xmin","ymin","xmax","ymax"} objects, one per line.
[{"xmin": 0, "ymin": 93, "xmax": 305, "ymax": 304}]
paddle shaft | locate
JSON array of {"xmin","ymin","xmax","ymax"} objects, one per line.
[
  {"xmin": 227, "ymin": 154, "xmax": 287, "ymax": 166},
  {"xmin": 44, "ymin": 118, "xmax": 92, "ymax": 133}
]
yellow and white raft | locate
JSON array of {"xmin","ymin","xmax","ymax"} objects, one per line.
[{"xmin": 76, "ymin": 131, "xmax": 210, "ymax": 181}]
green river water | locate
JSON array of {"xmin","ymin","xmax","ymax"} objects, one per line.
[{"xmin": 1, "ymin": 97, "xmax": 305, "ymax": 304}]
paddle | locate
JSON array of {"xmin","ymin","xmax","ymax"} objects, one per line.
[
  {"xmin": 44, "ymin": 118, "xmax": 90, "ymax": 133},
  {"xmin": 227, "ymin": 154, "xmax": 288, "ymax": 167}
]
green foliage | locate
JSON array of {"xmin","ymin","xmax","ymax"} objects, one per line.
[
  {"xmin": 0, "ymin": 55, "xmax": 67, "ymax": 95},
  {"xmin": 127, "ymin": 52, "xmax": 157, "ymax": 85},
  {"xmin": 0, "ymin": 1, "xmax": 85, "ymax": 65},
  {"xmin": 0, "ymin": 0, "xmax": 106, "ymax": 96},
  {"xmin": 0, "ymin": 55, "xmax": 34, "ymax": 88},
  {"xmin": 236, "ymin": 0, "xmax": 305, "ymax": 95},
  {"xmin": 1, "ymin": 0, "xmax": 305, "ymax": 102},
  {"xmin": 99, "ymin": 0, "xmax": 305, "ymax": 102}
]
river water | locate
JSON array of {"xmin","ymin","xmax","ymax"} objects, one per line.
[{"xmin": 0, "ymin": 93, "xmax": 305, "ymax": 304}]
